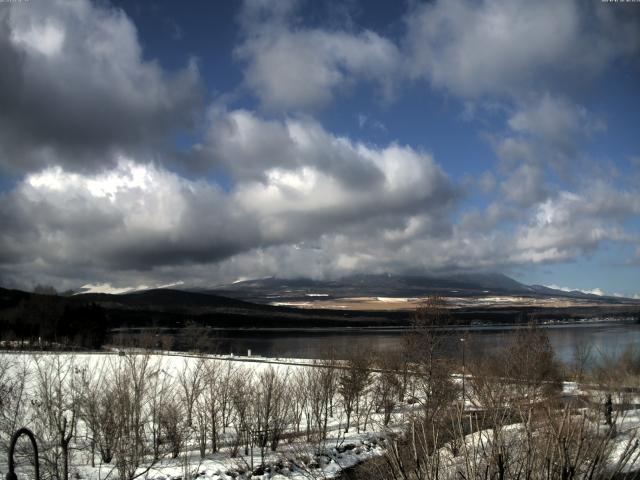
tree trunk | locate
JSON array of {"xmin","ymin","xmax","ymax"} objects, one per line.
[{"xmin": 62, "ymin": 441, "xmax": 69, "ymax": 480}]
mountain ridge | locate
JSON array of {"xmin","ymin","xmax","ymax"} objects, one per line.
[{"xmin": 199, "ymin": 272, "xmax": 632, "ymax": 303}]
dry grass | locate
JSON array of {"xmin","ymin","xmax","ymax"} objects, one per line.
[{"xmin": 269, "ymin": 295, "xmax": 631, "ymax": 311}]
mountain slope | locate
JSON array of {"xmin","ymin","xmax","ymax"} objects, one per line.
[
  {"xmin": 203, "ymin": 272, "xmax": 628, "ymax": 303},
  {"xmin": 73, "ymin": 288, "xmax": 257, "ymax": 311}
]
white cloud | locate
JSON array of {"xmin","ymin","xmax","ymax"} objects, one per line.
[
  {"xmin": 203, "ymin": 109, "xmax": 452, "ymax": 198},
  {"xmin": 500, "ymin": 164, "xmax": 548, "ymax": 206},
  {"xmin": 199, "ymin": 109, "xmax": 459, "ymax": 243},
  {"xmin": 545, "ymin": 285, "xmax": 605, "ymax": 296},
  {"xmin": 2, "ymin": 144, "xmax": 638, "ymax": 289},
  {"xmin": 491, "ymin": 94, "xmax": 610, "ymax": 210},
  {"xmin": 493, "ymin": 137, "xmax": 536, "ymax": 166},
  {"xmin": 11, "ymin": 19, "xmax": 66, "ymax": 57},
  {"xmin": 509, "ymin": 95, "xmax": 605, "ymax": 142},
  {"xmin": 404, "ymin": 0, "xmax": 639, "ymax": 99},
  {"xmin": 235, "ymin": 2, "xmax": 399, "ymax": 109},
  {"xmin": 502, "ymin": 95, "xmax": 606, "ymax": 173},
  {"xmin": 357, "ymin": 114, "xmax": 386, "ymax": 132},
  {"xmin": 509, "ymin": 183, "xmax": 640, "ymax": 264},
  {"xmin": 0, "ymin": 114, "xmax": 460, "ymax": 288},
  {"xmin": 0, "ymin": 0, "xmax": 639, "ymax": 290},
  {"xmin": 237, "ymin": 0, "xmax": 639, "ymax": 110},
  {"xmin": 0, "ymin": 159, "xmax": 262, "ymax": 282}
]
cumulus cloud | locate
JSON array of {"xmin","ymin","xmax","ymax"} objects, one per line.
[
  {"xmin": 400, "ymin": 0, "xmax": 631, "ymax": 221},
  {"xmin": 198, "ymin": 109, "xmax": 403, "ymax": 190},
  {"xmin": 500, "ymin": 164, "xmax": 549, "ymax": 206},
  {"xmin": 1, "ymin": 95, "xmax": 636, "ymax": 289},
  {"xmin": 500, "ymin": 95, "xmax": 606, "ymax": 175},
  {"xmin": 0, "ymin": 159, "xmax": 262, "ymax": 287},
  {"xmin": 490, "ymin": 94, "xmax": 608, "ymax": 210},
  {"xmin": 235, "ymin": 0, "xmax": 400, "ymax": 110},
  {"xmin": 3, "ymin": 150, "xmax": 636, "ymax": 290},
  {"xmin": 236, "ymin": 0, "xmax": 639, "ymax": 110},
  {"xmin": 0, "ymin": 112, "xmax": 460, "ymax": 288},
  {"xmin": 0, "ymin": 0, "xmax": 638, "ymax": 291},
  {"xmin": 404, "ymin": 0, "xmax": 640, "ymax": 99},
  {"xmin": 511, "ymin": 186, "xmax": 639, "ymax": 264},
  {"xmin": 231, "ymin": 144, "xmax": 457, "ymax": 242},
  {"xmin": 198, "ymin": 110, "xmax": 460, "ymax": 241},
  {"xmin": 443, "ymin": 174, "xmax": 640, "ymax": 274},
  {"xmin": 0, "ymin": 0, "xmax": 203, "ymax": 173},
  {"xmin": 509, "ymin": 95, "xmax": 605, "ymax": 147}
]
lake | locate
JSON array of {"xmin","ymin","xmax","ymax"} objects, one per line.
[{"xmin": 213, "ymin": 320, "xmax": 640, "ymax": 366}]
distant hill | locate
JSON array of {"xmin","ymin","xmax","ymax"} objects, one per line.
[
  {"xmin": 202, "ymin": 272, "xmax": 632, "ymax": 304},
  {"xmin": 73, "ymin": 288, "xmax": 258, "ymax": 312},
  {"xmin": 0, "ymin": 286, "xmax": 410, "ymax": 351},
  {"xmin": 1, "ymin": 276, "xmax": 639, "ymax": 352}
]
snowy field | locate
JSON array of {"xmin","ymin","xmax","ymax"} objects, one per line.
[
  {"xmin": 0, "ymin": 351, "xmax": 409, "ymax": 480},
  {"xmin": 1, "ymin": 351, "xmax": 639, "ymax": 480}
]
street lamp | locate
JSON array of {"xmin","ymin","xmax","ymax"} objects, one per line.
[
  {"xmin": 460, "ymin": 337, "xmax": 466, "ymax": 409},
  {"xmin": 6, "ymin": 428, "xmax": 40, "ymax": 480}
]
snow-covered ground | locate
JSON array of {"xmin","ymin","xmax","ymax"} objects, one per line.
[
  {"xmin": 1, "ymin": 351, "xmax": 639, "ymax": 480},
  {"xmin": 0, "ymin": 352, "xmax": 407, "ymax": 480}
]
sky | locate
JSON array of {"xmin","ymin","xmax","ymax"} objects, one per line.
[{"xmin": 0, "ymin": 0, "xmax": 639, "ymax": 296}]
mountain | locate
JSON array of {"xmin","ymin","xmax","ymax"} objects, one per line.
[
  {"xmin": 1, "ymin": 277, "xmax": 639, "ymax": 353},
  {"xmin": 527, "ymin": 284, "xmax": 607, "ymax": 299},
  {"xmin": 73, "ymin": 288, "xmax": 258, "ymax": 311},
  {"xmin": 203, "ymin": 272, "xmax": 630, "ymax": 303}
]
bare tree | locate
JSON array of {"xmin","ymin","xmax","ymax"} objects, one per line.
[
  {"xmin": 254, "ymin": 366, "xmax": 291, "ymax": 454},
  {"xmin": 109, "ymin": 353, "xmax": 162, "ymax": 480},
  {"xmin": 506, "ymin": 324, "xmax": 562, "ymax": 405},
  {"xmin": 306, "ymin": 360, "xmax": 337, "ymax": 443},
  {"xmin": 217, "ymin": 361, "xmax": 238, "ymax": 435},
  {"xmin": 570, "ymin": 339, "xmax": 593, "ymax": 382},
  {"xmin": 230, "ymin": 367, "xmax": 253, "ymax": 457},
  {"xmin": 338, "ymin": 350, "xmax": 371, "ymax": 433},
  {"xmin": 158, "ymin": 395, "xmax": 185, "ymax": 459},
  {"xmin": 592, "ymin": 344, "xmax": 640, "ymax": 430},
  {"xmin": 193, "ymin": 380, "xmax": 209, "ymax": 458},
  {"xmin": 0, "ymin": 355, "xmax": 29, "ymax": 453},
  {"xmin": 202, "ymin": 360, "xmax": 222, "ymax": 453},
  {"xmin": 290, "ymin": 369, "xmax": 309, "ymax": 437},
  {"xmin": 31, "ymin": 354, "xmax": 80, "ymax": 480},
  {"xmin": 177, "ymin": 359, "xmax": 204, "ymax": 429},
  {"xmin": 406, "ymin": 297, "xmax": 457, "ymax": 424},
  {"xmin": 77, "ymin": 358, "xmax": 111, "ymax": 467},
  {"xmin": 373, "ymin": 357, "xmax": 402, "ymax": 427},
  {"xmin": 146, "ymin": 360, "xmax": 173, "ymax": 461}
]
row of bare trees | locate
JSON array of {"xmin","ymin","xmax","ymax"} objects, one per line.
[
  {"xmin": 357, "ymin": 297, "xmax": 640, "ymax": 480},
  {"xmin": 0, "ymin": 348, "xmax": 418, "ymax": 480}
]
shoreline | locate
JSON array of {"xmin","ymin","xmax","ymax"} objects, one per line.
[{"xmin": 107, "ymin": 316, "xmax": 639, "ymax": 335}]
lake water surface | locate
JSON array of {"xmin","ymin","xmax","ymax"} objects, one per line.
[{"xmin": 215, "ymin": 320, "xmax": 640, "ymax": 367}]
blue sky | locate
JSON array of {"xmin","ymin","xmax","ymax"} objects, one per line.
[{"xmin": 0, "ymin": 0, "xmax": 639, "ymax": 296}]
